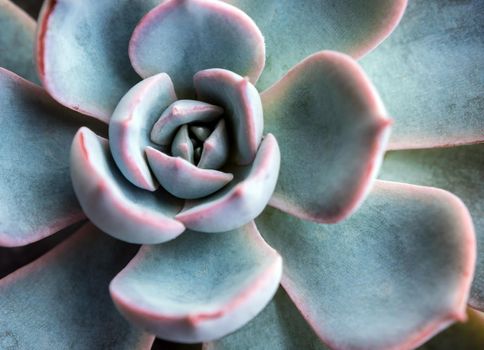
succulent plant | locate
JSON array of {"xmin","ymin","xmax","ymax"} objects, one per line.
[{"xmin": 0, "ymin": 0, "xmax": 483, "ymax": 349}]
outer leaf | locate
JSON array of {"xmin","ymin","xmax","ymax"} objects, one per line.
[
  {"xmin": 110, "ymin": 222, "xmax": 282, "ymax": 343},
  {"xmin": 263, "ymin": 51, "xmax": 391, "ymax": 224},
  {"xmin": 36, "ymin": 0, "xmax": 160, "ymax": 122},
  {"xmin": 224, "ymin": 0, "xmax": 407, "ymax": 90},
  {"xmin": 0, "ymin": 222, "xmax": 154, "ymax": 350},
  {"xmin": 70, "ymin": 127, "xmax": 185, "ymax": 244},
  {"xmin": 360, "ymin": 0, "xmax": 484, "ymax": 149},
  {"xmin": 129, "ymin": 0, "xmax": 265, "ymax": 98},
  {"xmin": 0, "ymin": 68, "xmax": 94, "ymax": 247},
  {"xmin": 380, "ymin": 144, "xmax": 484, "ymax": 311},
  {"xmin": 0, "ymin": 0, "xmax": 38, "ymax": 83},
  {"xmin": 256, "ymin": 181, "xmax": 475, "ymax": 350},
  {"xmin": 204, "ymin": 288, "xmax": 330, "ymax": 350},
  {"xmin": 418, "ymin": 309, "xmax": 484, "ymax": 350}
]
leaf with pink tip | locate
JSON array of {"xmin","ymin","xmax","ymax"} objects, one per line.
[
  {"xmin": 0, "ymin": 222, "xmax": 154, "ymax": 349},
  {"xmin": 0, "ymin": 69, "xmax": 100, "ymax": 247},
  {"xmin": 0, "ymin": 0, "xmax": 38, "ymax": 83},
  {"xmin": 129, "ymin": 0, "xmax": 265, "ymax": 98},
  {"xmin": 109, "ymin": 73, "xmax": 178, "ymax": 192},
  {"xmin": 195, "ymin": 68, "xmax": 263, "ymax": 165},
  {"xmin": 263, "ymin": 51, "xmax": 391, "ymax": 224},
  {"xmin": 380, "ymin": 144, "xmax": 484, "ymax": 312},
  {"xmin": 361, "ymin": 0, "xmax": 484, "ymax": 149},
  {"xmin": 198, "ymin": 119, "xmax": 229, "ymax": 170},
  {"xmin": 145, "ymin": 147, "xmax": 234, "ymax": 200},
  {"xmin": 175, "ymin": 134, "xmax": 280, "ymax": 233},
  {"xmin": 224, "ymin": 0, "xmax": 407, "ymax": 90},
  {"xmin": 110, "ymin": 222, "xmax": 282, "ymax": 343},
  {"xmin": 36, "ymin": 0, "xmax": 161, "ymax": 122},
  {"xmin": 70, "ymin": 127, "xmax": 185, "ymax": 244},
  {"xmin": 150, "ymin": 99, "xmax": 223, "ymax": 146},
  {"xmin": 256, "ymin": 181, "xmax": 476, "ymax": 350},
  {"xmin": 204, "ymin": 288, "xmax": 330, "ymax": 350}
]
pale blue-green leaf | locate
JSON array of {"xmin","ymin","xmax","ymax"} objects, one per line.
[
  {"xmin": 129, "ymin": 0, "xmax": 265, "ymax": 98},
  {"xmin": 172, "ymin": 125, "xmax": 195, "ymax": 164},
  {"xmin": 262, "ymin": 51, "xmax": 391, "ymax": 224},
  {"xmin": 195, "ymin": 69, "xmax": 263, "ymax": 165},
  {"xmin": 0, "ymin": 0, "xmax": 38, "ymax": 83},
  {"xmin": 0, "ymin": 222, "xmax": 154, "ymax": 350},
  {"xmin": 204, "ymin": 288, "xmax": 330, "ymax": 350},
  {"xmin": 418, "ymin": 308, "xmax": 484, "ymax": 350},
  {"xmin": 145, "ymin": 147, "xmax": 233, "ymax": 200},
  {"xmin": 198, "ymin": 119, "xmax": 229, "ymax": 170},
  {"xmin": 151, "ymin": 99, "xmax": 223, "ymax": 146},
  {"xmin": 36, "ymin": 0, "xmax": 161, "ymax": 122},
  {"xmin": 70, "ymin": 127, "xmax": 185, "ymax": 244},
  {"xmin": 360, "ymin": 0, "xmax": 484, "ymax": 149},
  {"xmin": 224, "ymin": 0, "xmax": 407, "ymax": 90},
  {"xmin": 256, "ymin": 181, "xmax": 475, "ymax": 350},
  {"xmin": 110, "ymin": 222, "xmax": 282, "ymax": 343},
  {"xmin": 191, "ymin": 125, "xmax": 212, "ymax": 142},
  {"xmin": 176, "ymin": 134, "xmax": 280, "ymax": 232},
  {"xmin": 0, "ymin": 69, "xmax": 96, "ymax": 247},
  {"xmin": 109, "ymin": 73, "xmax": 177, "ymax": 191},
  {"xmin": 380, "ymin": 144, "xmax": 484, "ymax": 311}
]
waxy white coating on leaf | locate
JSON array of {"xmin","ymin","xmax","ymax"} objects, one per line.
[
  {"xmin": 263, "ymin": 51, "xmax": 391, "ymax": 224},
  {"xmin": 150, "ymin": 99, "xmax": 223, "ymax": 146},
  {"xmin": 109, "ymin": 73, "xmax": 177, "ymax": 192},
  {"xmin": 71, "ymin": 127, "xmax": 185, "ymax": 244},
  {"xmin": 146, "ymin": 147, "xmax": 234, "ymax": 200},
  {"xmin": 176, "ymin": 134, "xmax": 280, "ymax": 232},
  {"xmin": 195, "ymin": 68, "xmax": 264, "ymax": 165},
  {"xmin": 110, "ymin": 222, "xmax": 282, "ymax": 343}
]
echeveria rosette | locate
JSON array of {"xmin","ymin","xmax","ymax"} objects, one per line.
[{"xmin": 0, "ymin": 1, "xmax": 482, "ymax": 350}]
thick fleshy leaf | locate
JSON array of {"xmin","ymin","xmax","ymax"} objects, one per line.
[
  {"xmin": 0, "ymin": 68, "xmax": 95, "ymax": 247},
  {"xmin": 0, "ymin": 0, "xmax": 38, "ymax": 83},
  {"xmin": 204, "ymin": 288, "xmax": 330, "ymax": 350},
  {"xmin": 379, "ymin": 144, "xmax": 484, "ymax": 311},
  {"xmin": 70, "ymin": 127, "xmax": 185, "ymax": 244},
  {"xmin": 110, "ymin": 222, "xmax": 282, "ymax": 343},
  {"xmin": 36, "ymin": 0, "xmax": 160, "ymax": 122},
  {"xmin": 191, "ymin": 125, "xmax": 211, "ymax": 142},
  {"xmin": 263, "ymin": 51, "xmax": 391, "ymax": 224},
  {"xmin": 146, "ymin": 147, "xmax": 234, "ymax": 200},
  {"xmin": 256, "ymin": 181, "xmax": 475, "ymax": 350},
  {"xmin": 195, "ymin": 69, "xmax": 263, "ymax": 165},
  {"xmin": 198, "ymin": 119, "xmax": 229, "ymax": 170},
  {"xmin": 172, "ymin": 125, "xmax": 195, "ymax": 163},
  {"xmin": 360, "ymin": 0, "xmax": 484, "ymax": 149},
  {"xmin": 175, "ymin": 134, "xmax": 280, "ymax": 232},
  {"xmin": 109, "ymin": 73, "xmax": 177, "ymax": 191},
  {"xmin": 224, "ymin": 0, "xmax": 407, "ymax": 90},
  {"xmin": 151, "ymin": 100, "xmax": 223, "ymax": 146},
  {"xmin": 0, "ymin": 223, "xmax": 154, "ymax": 349},
  {"xmin": 418, "ymin": 308, "xmax": 484, "ymax": 350},
  {"xmin": 129, "ymin": 0, "xmax": 265, "ymax": 98}
]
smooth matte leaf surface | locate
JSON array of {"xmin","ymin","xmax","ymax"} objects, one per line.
[
  {"xmin": 224, "ymin": 0, "xmax": 407, "ymax": 90},
  {"xmin": 71, "ymin": 127, "xmax": 185, "ymax": 245},
  {"xmin": 0, "ymin": 223, "xmax": 154, "ymax": 350},
  {"xmin": 263, "ymin": 51, "xmax": 391, "ymax": 224},
  {"xmin": 0, "ymin": 69, "xmax": 94, "ymax": 247},
  {"xmin": 130, "ymin": 0, "xmax": 265, "ymax": 98},
  {"xmin": 380, "ymin": 144, "xmax": 484, "ymax": 311},
  {"xmin": 0, "ymin": 0, "xmax": 38, "ymax": 83},
  {"xmin": 204, "ymin": 288, "xmax": 330, "ymax": 350},
  {"xmin": 110, "ymin": 222, "xmax": 282, "ymax": 343},
  {"xmin": 36, "ymin": 0, "xmax": 160, "ymax": 122},
  {"xmin": 361, "ymin": 0, "xmax": 484, "ymax": 149},
  {"xmin": 257, "ymin": 181, "xmax": 475, "ymax": 350}
]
